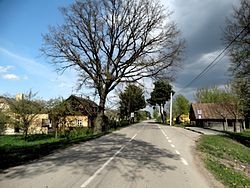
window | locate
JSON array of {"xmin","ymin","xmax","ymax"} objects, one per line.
[
  {"xmin": 42, "ymin": 119, "xmax": 50, "ymax": 127},
  {"xmin": 77, "ymin": 119, "xmax": 83, "ymax": 126},
  {"xmin": 14, "ymin": 127, "xmax": 20, "ymax": 133}
]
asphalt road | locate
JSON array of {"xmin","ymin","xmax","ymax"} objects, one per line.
[{"xmin": 0, "ymin": 121, "xmax": 216, "ymax": 188}]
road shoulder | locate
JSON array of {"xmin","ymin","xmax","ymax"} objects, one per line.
[{"xmin": 192, "ymin": 140, "xmax": 225, "ymax": 188}]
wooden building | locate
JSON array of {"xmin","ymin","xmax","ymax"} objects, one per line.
[{"xmin": 189, "ymin": 103, "xmax": 245, "ymax": 132}]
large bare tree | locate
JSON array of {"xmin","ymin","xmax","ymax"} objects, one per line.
[{"xmin": 41, "ymin": 0, "xmax": 184, "ymax": 132}]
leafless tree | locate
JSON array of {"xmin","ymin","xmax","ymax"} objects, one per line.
[
  {"xmin": 41, "ymin": 0, "xmax": 184, "ymax": 132},
  {"xmin": 223, "ymin": 0, "xmax": 250, "ymax": 126},
  {"xmin": 6, "ymin": 91, "xmax": 43, "ymax": 140},
  {"xmin": 223, "ymin": 0, "xmax": 250, "ymax": 77}
]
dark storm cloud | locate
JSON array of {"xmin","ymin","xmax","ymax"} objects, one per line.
[{"xmin": 165, "ymin": 0, "xmax": 239, "ymax": 101}]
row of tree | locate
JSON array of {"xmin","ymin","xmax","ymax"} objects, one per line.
[
  {"xmin": 118, "ymin": 81, "xmax": 190, "ymax": 124},
  {"xmin": 2, "ymin": 82, "xmax": 244, "ymax": 139}
]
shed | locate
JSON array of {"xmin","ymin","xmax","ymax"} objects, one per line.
[{"xmin": 189, "ymin": 103, "xmax": 244, "ymax": 132}]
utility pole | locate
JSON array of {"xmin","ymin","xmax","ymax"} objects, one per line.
[{"xmin": 170, "ymin": 92, "xmax": 173, "ymax": 126}]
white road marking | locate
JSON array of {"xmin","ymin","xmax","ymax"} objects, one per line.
[
  {"xmin": 158, "ymin": 125, "xmax": 189, "ymax": 166},
  {"xmin": 175, "ymin": 150, "xmax": 180, "ymax": 155},
  {"xmin": 159, "ymin": 126, "xmax": 168, "ymax": 138},
  {"xmin": 129, "ymin": 133, "xmax": 137, "ymax": 141},
  {"xmin": 181, "ymin": 157, "xmax": 189, "ymax": 166},
  {"xmin": 80, "ymin": 133, "xmax": 138, "ymax": 188},
  {"xmin": 162, "ymin": 130, "xmax": 167, "ymax": 137}
]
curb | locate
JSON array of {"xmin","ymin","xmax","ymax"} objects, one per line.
[{"xmin": 185, "ymin": 127, "xmax": 205, "ymax": 135}]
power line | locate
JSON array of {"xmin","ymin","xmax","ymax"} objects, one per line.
[{"xmin": 178, "ymin": 22, "xmax": 250, "ymax": 93}]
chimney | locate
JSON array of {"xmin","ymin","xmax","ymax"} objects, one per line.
[{"xmin": 16, "ymin": 93, "xmax": 24, "ymax": 101}]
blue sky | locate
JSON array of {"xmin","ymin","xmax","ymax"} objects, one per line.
[
  {"xmin": 0, "ymin": 0, "xmax": 239, "ymax": 103},
  {"xmin": 0, "ymin": 0, "xmax": 79, "ymax": 99}
]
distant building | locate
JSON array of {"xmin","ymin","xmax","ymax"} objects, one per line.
[
  {"xmin": 189, "ymin": 103, "xmax": 245, "ymax": 132},
  {"xmin": 0, "ymin": 94, "xmax": 50, "ymax": 135},
  {"xmin": 1, "ymin": 94, "xmax": 100, "ymax": 135},
  {"xmin": 50, "ymin": 95, "xmax": 98, "ymax": 130}
]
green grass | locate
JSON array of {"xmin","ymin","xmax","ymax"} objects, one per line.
[
  {"xmin": 0, "ymin": 134, "xmax": 60, "ymax": 147},
  {"xmin": 0, "ymin": 132, "xmax": 106, "ymax": 170},
  {"xmin": 198, "ymin": 135, "xmax": 250, "ymax": 163},
  {"xmin": 197, "ymin": 135, "xmax": 250, "ymax": 188},
  {"xmin": 173, "ymin": 123, "xmax": 185, "ymax": 128},
  {"xmin": 225, "ymin": 130, "xmax": 250, "ymax": 147},
  {"xmin": 205, "ymin": 157, "xmax": 250, "ymax": 188}
]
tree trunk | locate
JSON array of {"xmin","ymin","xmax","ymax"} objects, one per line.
[
  {"xmin": 242, "ymin": 121, "xmax": 246, "ymax": 130},
  {"xmin": 24, "ymin": 126, "xmax": 28, "ymax": 141},
  {"xmin": 55, "ymin": 125, "xmax": 58, "ymax": 139},
  {"xmin": 233, "ymin": 121, "xmax": 237, "ymax": 132},
  {"xmin": 225, "ymin": 118, "xmax": 228, "ymax": 131},
  {"xmin": 176, "ymin": 114, "xmax": 182, "ymax": 124},
  {"xmin": 159, "ymin": 104, "xmax": 165, "ymax": 124},
  {"xmin": 94, "ymin": 92, "xmax": 106, "ymax": 133}
]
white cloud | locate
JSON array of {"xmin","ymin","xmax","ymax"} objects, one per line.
[
  {"xmin": 0, "ymin": 65, "xmax": 14, "ymax": 73},
  {"xmin": 0, "ymin": 47, "xmax": 54, "ymax": 78},
  {"xmin": 2, "ymin": 74, "xmax": 20, "ymax": 80}
]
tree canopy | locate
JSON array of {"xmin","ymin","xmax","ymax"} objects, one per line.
[
  {"xmin": 6, "ymin": 91, "xmax": 44, "ymax": 140},
  {"xmin": 173, "ymin": 94, "xmax": 189, "ymax": 123},
  {"xmin": 41, "ymin": 0, "xmax": 184, "ymax": 132},
  {"xmin": 194, "ymin": 85, "xmax": 236, "ymax": 103},
  {"xmin": 119, "ymin": 84, "xmax": 146, "ymax": 119},
  {"xmin": 147, "ymin": 81, "xmax": 174, "ymax": 123},
  {"xmin": 0, "ymin": 109, "xmax": 9, "ymax": 134}
]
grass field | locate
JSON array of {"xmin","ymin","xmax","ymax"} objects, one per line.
[
  {"xmin": 0, "ymin": 131, "xmax": 106, "ymax": 170},
  {"xmin": 197, "ymin": 135, "xmax": 250, "ymax": 188}
]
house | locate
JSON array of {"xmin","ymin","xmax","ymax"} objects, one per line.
[
  {"xmin": 1, "ymin": 94, "xmax": 99, "ymax": 134},
  {"xmin": 0, "ymin": 94, "xmax": 51, "ymax": 135},
  {"xmin": 50, "ymin": 95, "xmax": 98, "ymax": 130},
  {"xmin": 189, "ymin": 103, "xmax": 245, "ymax": 132}
]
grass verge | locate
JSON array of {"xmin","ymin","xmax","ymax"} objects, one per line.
[
  {"xmin": 0, "ymin": 132, "xmax": 106, "ymax": 170},
  {"xmin": 225, "ymin": 130, "xmax": 250, "ymax": 147},
  {"xmin": 197, "ymin": 135, "xmax": 250, "ymax": 188}
]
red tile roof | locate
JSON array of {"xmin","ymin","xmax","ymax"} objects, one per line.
[{"xmin": 191, "ymin": 103, "xmax": 242, "ymax": 120}]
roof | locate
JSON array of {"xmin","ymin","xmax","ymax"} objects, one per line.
[
  {"xmin": 70, "ymin": 95, "xmax": 98, "ymax": 107},
  {"xmin": 64, "ymin": 95, "xmax": 98, "ymax": 117},
  {"xmin": 190, "ymin": 103, "xmax": 243, "ymax": 120}
]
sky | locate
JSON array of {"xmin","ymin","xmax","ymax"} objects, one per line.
[{"xmin": 0, "ymin": 0, "xmax": 240, "ymax": 105}]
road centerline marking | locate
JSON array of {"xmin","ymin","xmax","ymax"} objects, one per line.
[
  {"xmin": 181, "ymin": 157, "xmax": 189, "ymax": 166},
  {"xmin": 80, "ymin": 132, "xmax": 138, "ymax": 188},
  {"xmin": 175, "ymin": 150, "xmax": 180, "ymax": 155},
  {"xmin": 158, "ymin": 125, "xmax": 189, "ymax": 167}
]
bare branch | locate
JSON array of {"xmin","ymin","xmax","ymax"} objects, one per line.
[{"xmin": 41, "ymin": 0, "xmax": 184, "ymax": 120}]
